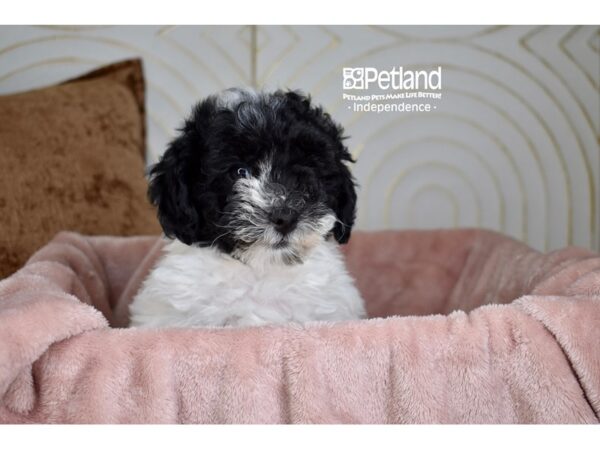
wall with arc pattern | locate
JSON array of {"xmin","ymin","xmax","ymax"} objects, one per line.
[{"xmin": 0, "ymin": 25, "xmax": 598, "ymax": 250}]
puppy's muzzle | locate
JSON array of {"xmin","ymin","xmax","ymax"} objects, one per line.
[{"xmin": 269, "ymin": 206, "xmax": 299, "ymax": 235}]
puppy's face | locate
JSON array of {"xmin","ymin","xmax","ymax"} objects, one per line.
[{"xmin": 149, "ymin": 88, "xmax": 357, "ymax": 265}]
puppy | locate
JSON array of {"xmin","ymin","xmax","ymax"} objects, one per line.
[{"xmin": 129, "ymin": 88, "xmax": 366, "ymax": 328}]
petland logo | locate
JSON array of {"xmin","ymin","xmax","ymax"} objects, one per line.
[
  {"xmin": 343, "ymin": 66, "xmax": 442, "ymax": 90},
  {"xmin": 342, "ymin": 66, "xmax": 443, "ymax": 114}
]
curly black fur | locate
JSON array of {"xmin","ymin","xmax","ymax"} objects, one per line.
[{"xmin": 148, "ymin": 89, "xmax": 357, "ymax": 256}]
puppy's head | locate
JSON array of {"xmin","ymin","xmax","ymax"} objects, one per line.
[{"xmin": 149, "ymin": 88, "xmax": 357, "ymax": 265}]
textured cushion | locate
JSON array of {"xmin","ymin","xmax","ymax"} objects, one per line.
[
  {"xmin": 0, "ymin": 59, "xmax": 161, "ymax": 279},
  {"xmin": 1, "ymin": 229, "xmax": 599, "ymax": 423}
]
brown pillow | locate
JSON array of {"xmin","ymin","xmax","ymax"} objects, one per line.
[{"xmin": 0, "ymin": 59, "xmax": 161, "ymax": 279}]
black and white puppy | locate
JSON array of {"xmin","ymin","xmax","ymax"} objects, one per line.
[{"xmin": 129, "ymin": 88, "xmax": 366, "ymax": 328}]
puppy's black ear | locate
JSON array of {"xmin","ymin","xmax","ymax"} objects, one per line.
[
  {"xmin": 148, "ymin": 132, "xmax": 200, "ymax": 245},
  {"xmin": 332, "ymin": 162, "xmax": 357, "ymax": 244}
]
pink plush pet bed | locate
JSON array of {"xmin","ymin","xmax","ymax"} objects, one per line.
[{"xmin": 0, "ymin": 229, "xmax": 599, "ymax": 423}]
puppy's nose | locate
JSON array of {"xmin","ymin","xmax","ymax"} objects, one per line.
[{"xmin": 269, "ymin": 207, "xmax": 298, "ymax": 235}]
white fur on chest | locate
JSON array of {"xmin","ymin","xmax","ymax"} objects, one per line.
[{"xmin": 129, "ymin": 239, "xmax": 365, "ymax": 328}]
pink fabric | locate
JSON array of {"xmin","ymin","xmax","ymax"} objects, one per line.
[{"xmin": 0, "ymin": 229, "xmax": 599, "ymax": 423}]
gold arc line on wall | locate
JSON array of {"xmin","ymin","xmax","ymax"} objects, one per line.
[
  {"xmin": 147, "ymin": 81, "xmax": 187, "ymax": 117},
  {"xmin": 587, "ymin": 28, "xmax": 600, "ymax": 52},
  {"xmin": 441, "ymin": 64, "xmax": 574, "ymax": 246},
  {"xmin": 256, "ymin": 25, "xmax": 301, "ymax": 88},
  {"xmin": 450, "ymin": 87, "xmax": 551, "ymax": 249},
  {"xmin": 522, "ymin": 26, "xmax": 598, "ymax": 158},
  {"xmin": 382, "ymin": 160, "xmax": 483, "ymax": 228},
  {"xmin": 255, "ymin": 27, "xmax": 273, "ymax": 54},
  {"xmin": 154, "ymin": 27, "xmax": 228, "ymax": 91},
  {"xmin": 283, "ymin": 25, "xmax": 341, "ymax": 88},
  {"xmin": 201, "ymin": 30, "xmax": 250, "ymax": 86},
  {"xmin": 361, "ymin": 136, "xmax": 502, "ymax": 234},
  {"xmin": 0, "ymin": 34, "xmax": 202, "ymax": 97},
  {"xmin": 0, "ymin": 57, "xmax": 100, "ymax": 84},
  {"xmin": 363, "ymin": 136, "xmax": 506, "ymax": 232},
  {"xmin": 522, "ymin": 26, "xmax": 600, "ymax": 248},
  {"xmin": 234, "ymin": 25, "xmax": 251, "ymax": 50},
  {"xmin": 155, "ymin": 25, "xmax": 176, "ymax": 36},
  {"xmin": 369, "ymin": 25, "xmax": 508, "ymax": 43},
  {"xmin": 148, "ymin": 110, "xmax": 174, "ymax": 139},
  {"xmin": 405, "ymin": 185, "xmax": 460, "ymax": 228},
  {"xmin": 485, "ymin": 28, "xmax": 594, "ymax": 248},
  {"xmin": 387, "ymin": 136, "xmax": 507, "ymax": 231},
  {"xmin": 343, "ymin": 83, "xmax": 550, "ymax": 248},
  {"xmin": 350, "ymin": 110, "xmax": 531, "ymax": 246},
  {"xmin": 34, "ymin": 25, "xmax": 114, "ymax": 32},
  {"xmin": 250, "ymin": 26, "xmax": 272, "ymax": 54},
  {"xmin": 559, "ymin": 25, "xmax": 600, "ymax": 91}
]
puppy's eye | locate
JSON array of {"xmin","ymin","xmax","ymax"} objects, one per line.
[{"xmin": 236, "ymin": 167, "xmax": 251, "ymax": 178}]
